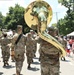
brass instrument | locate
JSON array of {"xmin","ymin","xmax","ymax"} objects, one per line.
[{"xmin": 24, "ymin": 0, "xmax": 66, "ymax": 56}]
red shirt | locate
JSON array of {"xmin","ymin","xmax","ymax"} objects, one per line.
[{"xmin": 69, "ymin": 39, "xmax": 73, "ymax": 44}]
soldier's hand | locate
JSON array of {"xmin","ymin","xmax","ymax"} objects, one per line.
[{"xmin": 7, "ymin": 43, "xmax": 12, "ymax": 48}]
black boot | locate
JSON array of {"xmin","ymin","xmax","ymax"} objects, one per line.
[
  {"xmin": 6, "ymin": 61, "xmax": 9, "ymax": 66},
  {"xmin": 63, "ymin": 57, "xmax": 66, "ymax": 61},
  {"xmin": 6, "ymin": 62, "xmax": 9, "ymax": 66},
  {"xmin": 3, "ymin": 62, "xmax": 6, "ymax": 67},
  {"xmin": 27, "ymin": 64, "xmax": 31, "ymax": 69}
]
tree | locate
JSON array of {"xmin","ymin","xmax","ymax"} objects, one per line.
[
  {"xmin": 58, "ymin": 0, "xmax": 74, "ymax": 35},
  {"xmin": 58, "ymin": 11, "xmax": 74, "ymax": 35},
  {"xmin": 0, "ymin": 12, "xmax": 5, "ymax": 29},
  {"xmin": 58, "ymin": 0, "xmax": 74, "ymax": 12},
  {"xmin": 52, "ymin": 23, "xmax": 57, "ymax": 27},
  {"xmin": 3, "ymin": 4, "xmax": 30, "ymax": 34}
]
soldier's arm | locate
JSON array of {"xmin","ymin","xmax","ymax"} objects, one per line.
[
  {"xmin": 8, "ymin": 34, "xmax": 17, "ymax": 48},
  {"xmin": 36, "ymin": 36, "xmax": 41, "ymax": 43},
  {"xmin": 0, "ymin": 38, "xmax": 1, "ymax": 43},
  {"xmin": 24, "ymin": 35, "xmax": 27, "ymax": 46},
  {"xmin": 0, "ymin": 35, "xmax": 3, "ymax": 42},
  {"xmin": 0, "ymin": 39, "xmax": 1, "ymax": 43},
  {"xmin": 7, "ymin": 39, "xmax": 13, "ymax": 48}
]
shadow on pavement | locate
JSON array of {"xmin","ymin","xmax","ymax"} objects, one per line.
[
  {"xmin": 34, "ymin": 57, "xmax": 39, "ymax": 59},
  {"xmin": 0, "ymin": 72, "xmax": 3, "ymax": 75},
  {"xmin": 32, "ymin": 61, "xmax": 40, "ymax": 65},
  {"xmin": 13, "ymin": 74, "xmax": 23, "ymax": 75},
  {"xmin": 64, "ymin": 60, "xmax": 71, "ymax": 62},
  {"xmin": 3, "ymin": 65, "xmax": 15, "ymax": 69},
  {"xmin": 61, "ymin": 60, "xmax": 71, "ymax": 62},
  {"xmin": 27, "ymin": 67, "xmax": 39, "ymax": 71}
]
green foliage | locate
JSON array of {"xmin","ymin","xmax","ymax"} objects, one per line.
[
  {"xmin": 58, "ymin": 0, "xmax": 70, "ymax": 7},
  {"xmin": 58, "ymin": 0, "xmax": 74, "ymax": 35},
  {"xmin": 58, "ymin": 11, "xmax": 74, "ymax": 35},
  {"xmin": 58, "ymin": 0, "xmax": 74, "ymax": 12},
  {"xmin": 0, "ymin": 12, "xmax": 5, "ymax": 28},
  {"xmin": 52, "ymin": 23, "xmax": 57, "ymax": 27},
  {"xmin": 3, "ymin": 4, "xmax": 30, "ymax": 34}
]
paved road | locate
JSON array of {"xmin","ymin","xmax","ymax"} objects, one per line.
[
  {"xmin": 0, "ymin": 44, "xmax": 74, "ymax": 75},
  {"xmin": 60, "ymin": 56, "xmax": 74, "ymax": 75}
]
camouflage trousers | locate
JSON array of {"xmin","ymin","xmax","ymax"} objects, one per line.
[
  {"xmin": 26, "ymin": 52, "xmax": 34, "ymax": 64},
  {"xmin": 41, "ymin": 62, "xmax": 59, "ymax": 75},
  {"xmin": 14, "ymin": 54, "xmax": 25, "ymax": 73},
  {"xmin": 3, "ymin": 51, "xmax": 10, "ymax": 62},
  {"xmin": 15, "ymin": 61, "xmax": 23, "ymax": 73},
  {"xmin": 33, "ymin": 49, "xmax": 36, "ymax": 54},
  {"xmin": 40, "ymin": 50, "xmax": 60, "ymax": 75},
  {"xmin": 33, "ymin": 45, "xmax": 37, "ymax": 54},
  {"xmin": 27, "ymin": 56, "xmax": 33, "ymax": 64}
]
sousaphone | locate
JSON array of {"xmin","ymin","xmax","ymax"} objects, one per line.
[{"xmin": 24, "ymin": 0, "xmax": 66, "ymax": 56}]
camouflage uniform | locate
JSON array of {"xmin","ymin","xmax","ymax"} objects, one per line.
[
  {"xmin": 26, "ymin": 33, "xmax": 35, "ymax": 68},
  {"xmin": 60, "ymin": 38, "xmax": 67, "ymax": 49},
  {"xmin": 32, "ymin": 39, "xmax": 37, "ymax": 57},
  {"xmin": 11, "ymin": 31, "xmax": 16, "ymax": 62},
  {"xmin": 12, "ymin": 33, "xmax": 26, "ymax": 74},
  {"xmin": 59, "ymin": 36, "xmax": 67, "ymax": 61},
  {"xmin": 30, "ymin": 30, "xmax": 37, "ymax": 57},
  {"xmin": 38, "ymin": 38, "xmax": 62, "ymax": 75},
  {"xmin": 0, "ymin": 35, "xmax": 11, "ymax": 66},
  {"xmin": 11, "ymin": 45, "xmax": 15, "ymax": 62}
]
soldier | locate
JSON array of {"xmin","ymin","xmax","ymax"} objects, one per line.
[
  {"xmin": 10, "ymin": 25, "xmax": 26, "ymax": 75},
  {"xmin": 26, "ymin": 33, "xmax": 35, "ymax": 69},
  {"xmin": 11, "ymin": 30, "xmax": 16, "ymax": 62},
  {"xmin": 11, "ymin": 44, "xmax": 15, "ymax": 62},
  {"xmin": 59, "ymin": 35, "xmax": 67, "ymax": 61},
  {"xmin": 0, "ymin": 32, "xmax": 11, "ymax": 66},
  {"xmin": 24, "ymin": 1, "xmax": 64, "ymax": 75},
  {"xmin": 30, "ymin": 30, "xmax": 37, "ymax": 57},
  {"xmin": 38, "ymin": 27, "xmax": 62, "ymax": 75},
  {"xmin": 0, "ymin": 32, "xmax": 3, "ymax": 58}
]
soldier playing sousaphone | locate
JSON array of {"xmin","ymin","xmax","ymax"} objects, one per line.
[{"xmin": 25, "ymin": 0, "xmax": 66, "ymax": 75}]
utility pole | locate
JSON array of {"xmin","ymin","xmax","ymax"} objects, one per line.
[{"xmin": 55, "ymin": 12, "xmax": 60, "ymax": 35}]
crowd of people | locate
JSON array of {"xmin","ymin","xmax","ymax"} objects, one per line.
[
  {"xmin": 56, "ymin": 35, "xmax": 74, "ymax": 58},
  {"xmin": 66, "ymin": 36, "xmax": 74, "ymax": 56},
  {"xmin": 0, "ymin": 25, "xmax": 38, "ymax": 75},
  {"xmin": 0, "ymin": 25, "xmax": 74, "ymax": 75}
]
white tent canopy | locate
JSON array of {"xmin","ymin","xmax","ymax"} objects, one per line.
[{"xmin": 67, "ymin": 31, "xmax": 74, "ymax": 36}]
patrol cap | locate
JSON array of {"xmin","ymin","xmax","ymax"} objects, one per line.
[
  {"xmin": 47, "ymin": 26, "xmax": 58, "ymax": 31},
  {"xmin": 47, "ymin": 26, "xmax": 55, "ymax": 31},
  {"xmin": 17, "ymin": 25, "xmax": 22, "ymax": 30},
  {"xmin": 27, "ymin": 33, "xmax": 31, "ymax": 37}
]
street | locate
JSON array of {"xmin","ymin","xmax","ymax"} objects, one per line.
[{"xmin": 0, "ymin": 45, "xmax": 74, "ymax": 75}]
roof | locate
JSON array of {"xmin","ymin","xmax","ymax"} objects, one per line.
[{"xmin": 67, "ymin": 31, "xmax": 74, "ymax": 36}]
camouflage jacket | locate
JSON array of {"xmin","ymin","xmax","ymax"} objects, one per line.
[{"xmin": 11, "ymin": 33, "xmax": 26, "ymax": 56}]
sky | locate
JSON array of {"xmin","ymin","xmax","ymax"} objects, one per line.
[{"xmin": 0, "ymin": 0, "xmax": 67, "ymax": 26}]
